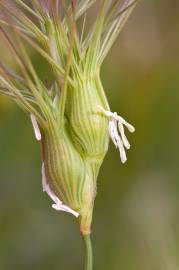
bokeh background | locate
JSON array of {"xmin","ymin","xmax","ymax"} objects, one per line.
[{"xmin": 0, "ymin": 1, "xmax": 179, "ymax": 269}]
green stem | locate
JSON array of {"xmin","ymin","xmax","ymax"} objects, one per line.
[{"xmin": 83, "ymin": 234, "xmax": 93, "ymax": 270}]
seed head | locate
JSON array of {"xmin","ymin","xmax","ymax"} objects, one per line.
[{"xmin": 0, "ymin": 0, "xmax": 139, "ymax": 235}]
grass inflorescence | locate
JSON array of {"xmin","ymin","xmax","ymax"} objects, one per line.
[{"xmin": 0, "ymin": 1, "xmax": 139, "ymax": 269}]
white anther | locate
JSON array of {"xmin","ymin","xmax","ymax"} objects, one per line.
[
  {"xmin": 118, "ymin": 122, "xmax": 130, "ymax": 150},
  {"xmin": 41, "ymin": 163, "xmax": 79, "ymax": 218},
  {"xmin": 30, "ymin": 114, "xmax": 42, "ymax": 141},
  {"xmin": 98, "ymin": 105, "xmax": 135, "ymax": 163}
]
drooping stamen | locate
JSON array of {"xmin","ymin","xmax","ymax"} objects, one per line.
[
  {"xmin": 98, "ymin": 106, "xmax": 135, "ymax": 163},
  {"xmin": 30, "ymin": 114, "xmax": 42, "ymax": 141},
  {"xmin": 41, "ymin": 163, "xmax": 79, "ymax": 218}
]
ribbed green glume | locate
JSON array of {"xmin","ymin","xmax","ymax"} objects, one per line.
[{"xmin": 66, "ymin": 73, "xmax": 110, "ymax": 157}]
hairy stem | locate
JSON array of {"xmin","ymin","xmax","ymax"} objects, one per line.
[{"xmin": 83, "ymin": 234, "xmax": 93, "ymax": 270}]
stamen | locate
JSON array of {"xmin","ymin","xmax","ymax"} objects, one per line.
[
  {"xmin": 108, "ymin": 120, "xmax": 127, "ymax": 163},
  {"xmin": 30, "ymin": 114, "xmax": 42, "ymax": 141},
  {"xmin": 117, "ymin": 122, "xmax": 130, "ymax": 149},
  {"xmin": 41, "ymin": 163, "xmax": 79, "ymax": 218},
  {"xmin": 98, "ymin": 105, "xmax": 135, "ymax": 163}
]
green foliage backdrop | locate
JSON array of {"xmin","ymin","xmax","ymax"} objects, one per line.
[{"xmin": 0, "ymin": 1, "xmax": 179, "ymax": 269}]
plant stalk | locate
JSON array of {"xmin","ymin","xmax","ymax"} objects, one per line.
[{"xmin": 83, "ymin": 234, "xmax": 93, "ymax": 270}]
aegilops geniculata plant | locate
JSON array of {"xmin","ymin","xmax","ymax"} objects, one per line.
[{"xmin": 0, "ymin": 1, "xmax": 139, "ymax": 269}]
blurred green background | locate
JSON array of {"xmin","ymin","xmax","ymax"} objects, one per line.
[{"xmin": 0, "ymin": 1, "xmax": 179, "ymax": 269}]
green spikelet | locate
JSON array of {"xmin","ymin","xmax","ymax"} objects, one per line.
[
  {"xmin": 41, "ymin": 119, "xmax": 96, "ymax": 235},
  {"xmin": 66, "ymin": 72, "xmax": 110, "ymax": 158}
]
